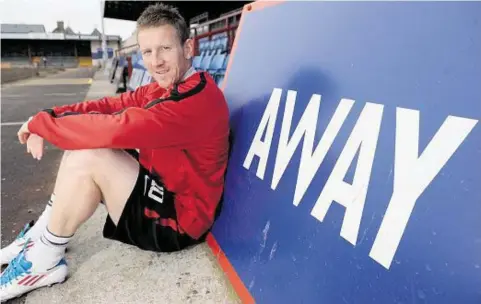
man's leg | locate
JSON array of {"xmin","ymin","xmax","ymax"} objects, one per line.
[
  {"xmin": 0, "ymin": 149, "xmax": 139, "ymax": 301},
  {"xmin": 0, "ymin": 149, "xmax": 138, "ymax": 264},
  {"xmin": 48, "ymin": 148, "xmax": 138, "ymax": 235},
  {"xmin": 27, "ymin": 149, "xmax": 138, "ymax": 265}
]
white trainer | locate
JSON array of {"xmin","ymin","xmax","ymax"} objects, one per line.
[
  {"xmin": 0, "ymin": 243, "xmax": 68, "ymax": 302},
  {"xmin": 1, "ymin": 221, "xmax": 35, "ymax": 266}
]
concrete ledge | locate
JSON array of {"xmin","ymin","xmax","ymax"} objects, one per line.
[
  {"xmin": 25, "ymin": 208, "xmax": 239, "ymax": 304},
  {"xmin": 1, "ymin": 68, "xmax": 37, "ymax": 84},
  {"xmin": 1, "ymin": 67, "xmax": 66, "ymax": 84}
]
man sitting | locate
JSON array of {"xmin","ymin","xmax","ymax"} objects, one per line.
[{"xmin": 0, "ymin": 3, "xmax": 230, "ymax": 301}]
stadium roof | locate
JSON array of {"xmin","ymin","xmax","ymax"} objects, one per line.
[
  {"xmin": 1, "ymin": 33, "xmax": 121, "ymax": 41},
  {"xmin": 103, "ymin": 1, "xmax": 251, "ymax": 23},
  {"xmin": 1, "ymin": 22, "xmax": 120, "ymax": 41},
  {"xmin": 1, "ymin": 23, "xmax": 46, "ymax": 34}
]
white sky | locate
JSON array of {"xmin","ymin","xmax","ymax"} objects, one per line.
[{"xmin": 0, "ymin": 0, "xmax": 137, "ymax": 40}]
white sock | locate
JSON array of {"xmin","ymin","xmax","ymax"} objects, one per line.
[
  {"xmin": 25, "ymin": 227, "xmax": 72, "ymax": 271},
  {"xmin": 21, "ymin": 194, "xmax": 55, "ymax": 241}
]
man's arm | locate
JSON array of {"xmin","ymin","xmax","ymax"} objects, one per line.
[
  {"xmin": 27, "ymin": 96, "xmax": 228, "ymax": 151},
  {"xmin": 46, "ymin": 85, "xmax": 149, "ymax": 117}
]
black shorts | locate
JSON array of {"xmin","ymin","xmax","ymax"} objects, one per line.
[{"xmin": 102, "ymin": 155, "xmax": 206, "ymax": 252}]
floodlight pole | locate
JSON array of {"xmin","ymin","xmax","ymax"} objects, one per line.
[{"xmin": 100, "ymin": 0, "xmax": 108, "ymax": 74}]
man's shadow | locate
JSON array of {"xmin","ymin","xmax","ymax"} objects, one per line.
[{"xmin": 213, "ymin": 66, "xmax": 343, "ymax": 247}]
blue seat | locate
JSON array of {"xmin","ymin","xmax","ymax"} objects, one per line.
[
  {"xmin": 198, "ymin": 38, "xmax": 209, "ymax": 54},
  {"xmin": 213, "ymin": 54, "xmax": 229, "ymax": 83},
  {"xmin": 208, "ymin": 53, "xmax": 226, "ymax": 75},
  {"xmin": 217, "ymin": 75, "xmax": 225, "ymax": 87},
  {"xmin": 207, "ymin": 40, "xmax": 216, "ymax": 53},
  {"xmin": 192, "ymin": 55, "xmax": 203, "ymax": 70},
  {"xmin": 198, "ymin": 38, "xmax": 211, "ymax": 57},
  {"xmin": 199, "ymin": 54, "xmax": 214, "ymax": 71},
  {"xmin": 218, "ymin": 37, "xmax": 228, "ymax": 52},
  {"xmin": 210, "ymin": 39, "xmax": 219, "ymax": 51}
]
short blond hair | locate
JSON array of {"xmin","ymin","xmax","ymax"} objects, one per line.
[{"xmin": 136, "ymin": 3, "xmax": 190, "ymax": 44}]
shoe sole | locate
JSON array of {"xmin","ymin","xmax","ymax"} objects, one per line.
[{"xmin": 1, "ymin": 280, "xmax": 66, "ymax": 303}]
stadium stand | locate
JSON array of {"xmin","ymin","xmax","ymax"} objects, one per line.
[{"xmin": 1, "ymin": 21, "xmax": 121, "ymax": 69}]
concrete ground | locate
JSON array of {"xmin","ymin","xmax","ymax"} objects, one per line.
[{"xmin": 1, "ymin": 68, "xmax": 239, "ymax": 304}]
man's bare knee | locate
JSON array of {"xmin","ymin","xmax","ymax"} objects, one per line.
[
  {"xmin": 61, "ymin": 149, "xmax": 121, "ymax": 171},
  {"xmin": 61, "ymin": 148, "xmax": 137, "ymax": 189}
]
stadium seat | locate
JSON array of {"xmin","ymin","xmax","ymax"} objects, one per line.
[
  {"xmin": 212, "ymin": 54, "xmax": 228, "ymax": 84},
  {"xmin": 211, "ymin": 38, "xmax": 219, "ymax": 52},
  {"xmin": 208, "ymin": 53, "xmax": 226, "ymax": 75},
  {"xmin": 218, "ymin": 37, "xmax": 228, "ymax": 52},
  {"xmin": 200, "ymin": 42, "xmax": 208, "ymax": 54},
  {"xmin": 192, "ymin": 55, "xmax": 203, "ymax": 70},
  {"xmin": 198, "ymin": 37, "xmax": 209, "ymax": 54},
  {"xmin": 224, "ymin": 54, "xmax": 229, "ymax": 67},
  {"xmin": 217, "ymin": 75, "xmax": 224, "ymax": 87},
  {"xmin": 199, "ymin": 54, "xmax": 214, "ymax": 71},
  {"xmin": 195, "ymin": 34, "xmax": 228, "ymax": 73},
  {"xmin": 208, "ymin": 40, "xmax": 216, "ymax": 53}
]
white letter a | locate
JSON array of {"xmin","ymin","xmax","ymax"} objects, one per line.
[
  {"xmin": 243, "ymin": 88, "xmax": 283, "ymax": 180},
  {"xmin": 311, "ymin": 102, "xmax": 384, "ymax": 246}
]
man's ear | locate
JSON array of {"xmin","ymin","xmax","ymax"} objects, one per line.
[{"xmin": 184, "ymin": 38, "xmax": 194, "ymax": 60}]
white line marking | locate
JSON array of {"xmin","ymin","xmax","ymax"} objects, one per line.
[
  {"xmin": 3, "ymin": 93, "xmax": 79, "ymax": 98},
  {"xmin": 44, "ymin": 93, "xmax": 77, "ymax": 96},
  {"xmin": 86, "ymin": 91, "xmax": 111, "ymax": 95},
  {"xmin": 1, "ymin": 122, "xmax": 25, "ymax": 126}
]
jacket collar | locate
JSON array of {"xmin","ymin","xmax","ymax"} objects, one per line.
[
  {"xmin": 153, "ymin": 66, "xmax": 198, "ymax": 97},
  {"xmin": 182, "ymin": 66, "xmax": 196, "ymax": 81}
]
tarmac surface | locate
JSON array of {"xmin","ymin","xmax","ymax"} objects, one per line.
[
  {"xmin": 1, "ymin": 68, "xmax": 95, "ymax": 304},
  {"xmin": 1, "ymin": 68, "xmax": 238, "ymax": 304}
]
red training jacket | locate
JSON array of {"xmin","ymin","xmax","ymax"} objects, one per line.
[{"xmin": 28, "ymin": 72, "xmax": 230, "ymax": 239}]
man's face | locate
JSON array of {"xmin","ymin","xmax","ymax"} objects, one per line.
[{"xmin": 137, "ymin": 24, "xmax": 193, "ymax": 88}]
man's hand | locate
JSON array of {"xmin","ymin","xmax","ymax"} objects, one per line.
[
  {"xmin": 26, "ymin": 134, "xmax": 44, "ymax": 160},
  {"xmin": 17, "ymin": 117, "xmax": 32, "ymax": 144}
]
